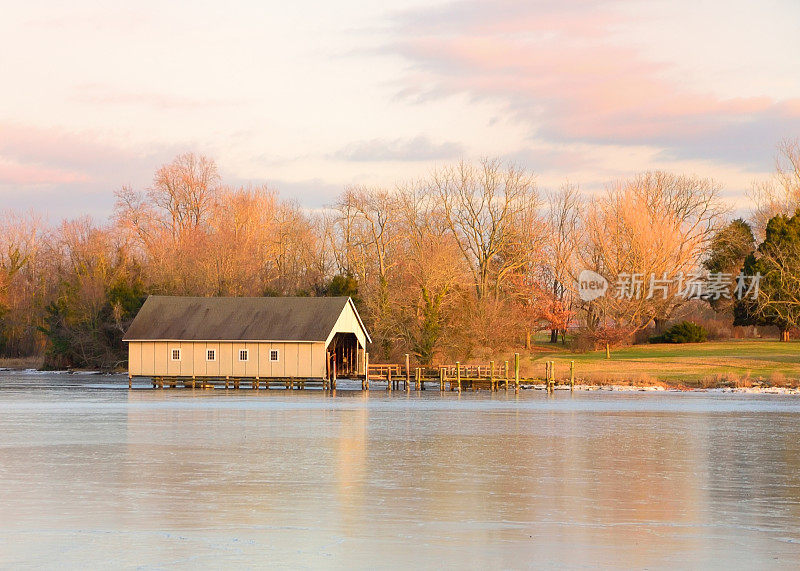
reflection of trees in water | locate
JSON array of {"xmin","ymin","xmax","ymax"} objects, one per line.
[{"xmin": 114, "ymin": 393, "xmax": 800, "ymax": 566}]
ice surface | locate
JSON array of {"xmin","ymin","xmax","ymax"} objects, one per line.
[{"xmin": 1, "ymin": 372, "xmax": 800, "ymax": 568}]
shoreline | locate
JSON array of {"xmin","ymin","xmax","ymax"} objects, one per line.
[
  {"xmin": 1, "ymin": 367, "xmax": 799, "ymax": 394},
  {"xmin": 547, "ymin": 383, "xmax": 800, "ymax": 394}
]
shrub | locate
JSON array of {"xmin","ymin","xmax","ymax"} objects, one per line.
[
  {"xmin": 650, "ymin": 321, "xmax": 708, "ymax": 344},
  {"xmin": 571, "ymin": 326, "xmax": 634, "ymax": 352}
]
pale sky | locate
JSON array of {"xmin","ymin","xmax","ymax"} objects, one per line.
[{"xmin": 1, "ymin": 0, "xmax": 799, "ymax": 220}]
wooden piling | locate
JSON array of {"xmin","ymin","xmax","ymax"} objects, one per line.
[
  {"xmin": 405, "ymin": 354, "xmax": 410, "ymax": 391},
  {"xmin": 128, "ymin": 375, "xmax": 132, "ymax": 389},
  {"xmin": 456, "ymin": 361, "xmax": 462, "ymax": 392},
  {"xmin": 570, "ymin": 360, "xmax": 575, "ymax": 390},
  {"xmin": 504, "ymin": 360, "xmax": 509, "ymax": 390},
  {"xmin": 364, "ymin": 352, "xmax": 370, "ymax": 391},
  {"xmin": 514, "ymin": 353, "xmax": 520, "ymax": 392}
]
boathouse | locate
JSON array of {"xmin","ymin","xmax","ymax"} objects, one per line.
[{"xmin": 123, "ymin": 296, "xmax": 370, "ymax": 381}]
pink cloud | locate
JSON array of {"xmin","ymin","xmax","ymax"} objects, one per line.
[
  {"xmin": 0, "ymin": 122, "xmax": 182, "ymax": 219},
  {"xmin": 0, "ymin": 122, "xmax": 181, "ymax": 183},
  {"xmin": 0, "ymin": 159, "xmax": 88, "ymax": 186},
  {"xmin": 390, "ymin": 0, "xmax": 800, "ymax": 166},
  {"xmin": 0, "ymin": 122, "xmax": 137, "ymax": 173}
]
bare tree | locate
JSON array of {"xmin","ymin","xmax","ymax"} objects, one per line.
[
  {"xmin": 750, "ymin": 139, "xmax": 800, "ymax": 240},
  {"xmin": 333, "ymin": 186, "xmax": 404, "ymax": 355},
  {"xmin": 0, "ymin": 211, "xmax": 46, "ymax": 356},
  {"xmin": 392, "ymin": 185, "xmax": 469, "ymax": 363},
  {"xmin": 543, "ymin": 183, "xmax": 583, "ymax": 342},
  {"xmin": 430, "ymin": 158, "xmax": 540, "ymax": 301},
  {"xmin": 581, "ymin": 171, "xmax": 725, "ymax": 341},
  {"xmin": 149, "ymin": 152, "xmax": 221, "ymax": 239}
]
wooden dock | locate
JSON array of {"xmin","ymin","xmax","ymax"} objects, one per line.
[{"xmin": 134, "ymin": 354, "xmax": 576, "ymax": 393}]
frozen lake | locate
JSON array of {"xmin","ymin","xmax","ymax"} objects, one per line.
[{"xmin": 1, "ymin": 371, "xmax": 800, "ymax": 568}]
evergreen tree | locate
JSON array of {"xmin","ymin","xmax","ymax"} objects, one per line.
[
  {"xmin": 703, "ymin": 218, "xmax": 755, "ymax": 313},
  {"xmin": 735, "ymin": 211, "xmax": 800, "ymax": 341}
]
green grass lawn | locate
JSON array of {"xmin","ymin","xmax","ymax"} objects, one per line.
[{"xmin": 515, "ymin": 339, "xmax": 800, "ymax": 387}]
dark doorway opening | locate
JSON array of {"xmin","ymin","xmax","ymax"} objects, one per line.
[{"xmin": 327, "ymin": 332, "xmax": 360, "ymax": 378}]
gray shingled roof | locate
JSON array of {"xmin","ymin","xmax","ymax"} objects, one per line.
[{"xmin": 123, "ymin": 296, "xmax": 362, "ymax": 342}]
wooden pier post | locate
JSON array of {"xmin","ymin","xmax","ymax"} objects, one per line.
[
  {"xmin": 490, "ymin": 360, "xmax": 495, "ymax": 391},
  {"xmin": 456, "ymin": 361, "xmax": 462, "ymax": 392},
  {"xmin": 387, "ymin": 367, "xmax": 392, "ymax": 392},
  {"xmin": 439, "ymin": 367, "xmax": 445, "ymax": 391},
  {"xmin": 514, "ymin": 353, "xmax": 520, "ymax": 392},
  {"xmin": 570, "ymin": 360, "xmax": 575, "ymax": 390},
  {"xmin": 504, "ymin": 360, "xmax": 509, "ymax": 390},
  {"xmin": 364, "ymin": 352, "xmax": 370, "ymax": 391},
  {"xmin": 416, "ymin": 367, "xmax": 421, "ymax": 391},
  {"xmin": 128, "ymin": 375, "xmax": 132, "ymax": 389},
  {"xmin": 405, "ymin": 354, "xmax": 410, "ymax": 391}
]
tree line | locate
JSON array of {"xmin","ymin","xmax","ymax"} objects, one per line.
[{"xmin": 1, "ymin": 142, "xmax": 799, "ymax": 369}]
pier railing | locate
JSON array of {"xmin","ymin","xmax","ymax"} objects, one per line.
[
  {"xmin": 138, "ymin": 354, "xmax": 574, "ymax": 393},
  {"xmin": 366, "ymin": 355, "xmax": 575, "ymax": 392}
]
